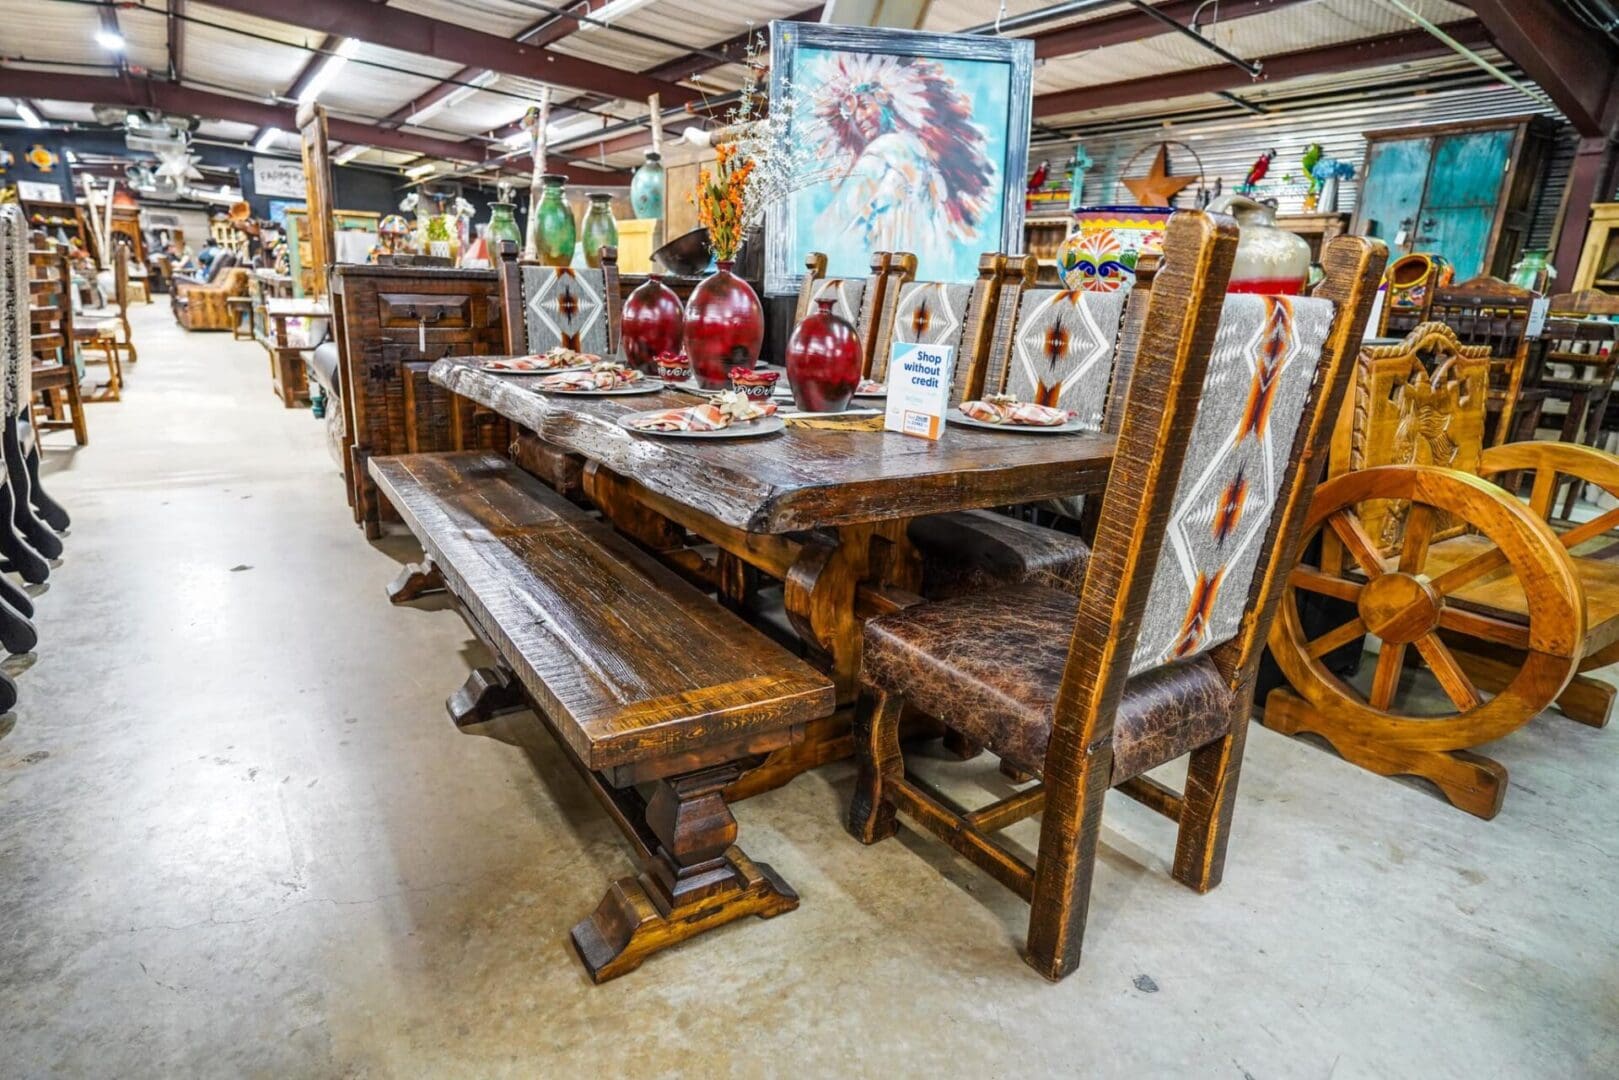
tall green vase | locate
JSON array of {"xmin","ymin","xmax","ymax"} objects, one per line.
[
  {"xmin": 530, "ymin": 175, "xmax": 576, "ymax": 267},
  {"xmin": 581, "ymin": 193, "xmax": 619, "ymax": 268}
]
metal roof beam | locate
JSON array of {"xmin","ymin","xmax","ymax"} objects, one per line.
[
  {"xmin": 642, "ymin": 5, "xmax": 824, "ymax": 83},
  {"xmin": 167, "ymin": 0, "xmax": 185, "ymax": 82},
  {"xmin": 1026, "ymin": 0, "xmax": 1310, "ymax": 60},
  {"xmin": 1033, "ymin": 19, "xmax": 1491, "ymax": 118},
  {"xmin": 1466, "ymin": 0, "xmax": 1619, "ymax": 136},
  {"xmin": 0, "ymin": 69, "xmax": 625, "ymax": 183},
  {"xmin": 198, "ymin": 0, "xmax": 701, "ymax": 107}
]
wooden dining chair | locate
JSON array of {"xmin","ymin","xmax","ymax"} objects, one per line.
[
  {"xmin": 1526, "ymin": 291, "xmax": 1619, "ymax": 517},
  {"xmin": 1428, "ymin": 276, "xmax": 1539, "ymax": 447},
  {"xmin": 847, "ymin": 217, "xmax": 1385, "ymax": 981},
  {"xmin": 795, "ymin": 252, "xmax": 896, "ymax": 377},
  {"xmin": 496, "ymin": 242, "xmax": 621, "ymax": 356},
  {"xmin": 867, "ymin": 256, "xmax": 1007, "ymax": 388}
]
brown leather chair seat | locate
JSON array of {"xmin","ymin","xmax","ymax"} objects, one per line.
[
  {"xmin": 908, "ymin": 510, "xmax": 1092, "ymax": 599},
  {"xmin": 863, "ymin": 583, "xmax": 1235, "ymax": 780}
]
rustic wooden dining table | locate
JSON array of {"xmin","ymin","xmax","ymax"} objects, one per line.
[{"xmin": 430, "ymin": 357, "xmax": 1117, "ymax": 793}]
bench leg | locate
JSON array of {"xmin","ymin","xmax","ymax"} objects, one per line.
[
  {"xmin": 386, "ymin": 558, "xmax": 443, "ymax": 604},
  {"xmin": 446, "ymin": 666, "xmax": 525, "ymax": 727},
  {"xmin": 570, "ymin": 763, "xmax": 798, "ymax": 983}
]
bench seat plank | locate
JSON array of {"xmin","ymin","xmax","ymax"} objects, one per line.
[{"xmin": 369, "ymin": 451, "xmax": 835, "ymax": 773}]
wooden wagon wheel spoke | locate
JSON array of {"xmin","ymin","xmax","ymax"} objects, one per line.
[
  {"xmin": 1327, "ymin": 511, "xmax": 1386, "ymax": 579},
  {"xmin": 1306, "ymin": 617, "xmax": 1367, "ymax": 659},
  {"xmin": 1527, "ymin": 466, "xmax": 1559, "ymax": 521},
  {"xmin": 1398, "ymin": 503, "xmax": 1436, "ymax": 574},
  {"xmin": 1412, "ymin": 633, "xmax": 1483, "ymax": 711},
  {"xmin": 1429, "ymin": 546, "xmax": 1509, "ymax": 597},
  {"xmin": 1559, "ymin": 504, "xmax": 1619, "ymax": 550},
  {"xmin": 1288, "ymin": 565, "xmax": 1363, "ymax": 602},
  {"xmin": 1368, "ymin": 642, "xmax": 1407, "ymax": 711}
]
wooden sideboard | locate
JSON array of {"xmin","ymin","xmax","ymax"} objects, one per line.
[{"xmin": 329, "ymin": 263, "xmax": 512, "ymax": 536}]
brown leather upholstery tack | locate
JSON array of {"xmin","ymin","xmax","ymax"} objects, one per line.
[
  {"xmin": 862, "ymin": 584, "xmax": 1236, "ymax": 780},
  {"xmin": 909, "ymin": 510, "xmax": 1092, "ymax": 600}
]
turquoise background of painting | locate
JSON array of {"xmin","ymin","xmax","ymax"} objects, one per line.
[{"xmin": 790, "ymin": 46, "xmax": 1013, "ymax": 284}]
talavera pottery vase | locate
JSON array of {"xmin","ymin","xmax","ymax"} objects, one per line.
[
  {"xmin": 630, "ymin": 151, "xmax": 666, "ymax": 222},
  {"xmin": 530, "ymin": 174, "xmax": 576, "ymax": 267},
  {"xmin": 1208, "ymin": 193, "xmax": 1310, "ymax": 294},
  {"xmin": 684, "ymin": 261, "xmax": 764, "ymax": 389},
  {"xmin": 1056, "ymin": 205, "xmax": 1173, "ymax": 292},
  {"xmin": 621, "ymin": 274, "xmax": 684, "ymax": 372},
  {"xmin": 785, "ymin": 298, "xmax": 861, "ymax": 413},
  {"xmin": 580, "ymin": 193, "xmax": 618, "ymax": 268},
  {"xmin": 1384, "ymin": 252, "xmax": 1453, "ymax": 316}
]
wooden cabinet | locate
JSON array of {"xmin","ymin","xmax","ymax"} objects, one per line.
[
  {"xmin": 1351, "ymin": 117, "xmax": 1552, "ymax": 282},
  {"xmin": 329, "ymin": 264, "xmax": 511, "ymax": 536},
  {"xmin": 1573, "ymin": 202, "xmax": 1619, "ymax": 296}
]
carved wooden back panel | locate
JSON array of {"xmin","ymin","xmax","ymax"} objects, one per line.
[
  {"xmin": 1428, "ymin": 275, "xmax": 1534, "ymax": 443},
  {"xmin": 1345, "ymin": 321, "xmax": 1492, "ymax": 557}
]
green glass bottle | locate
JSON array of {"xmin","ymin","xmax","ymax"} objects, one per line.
[
  {"xmin": 530, "ymin": 175, "xmax": 576, "ymax": 267},
  {"xmin": 580, "ymin": 193, "xmax": 619, "ymax": 268}
]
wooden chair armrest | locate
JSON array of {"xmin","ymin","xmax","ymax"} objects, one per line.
[{"xmin": 1479, "ymin": 442, "xmax": 1619, "ymax": 505}]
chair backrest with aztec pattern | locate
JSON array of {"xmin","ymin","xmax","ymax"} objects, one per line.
[
  {"xmin": 978, "ymin": 285, "xmax": 1129, "ymax": 431},
  {"xmin": 795, "ymin": 252, "xmax": 891, "ymax": 378},
  {"xmin": 498, "ymin": 245, "xmax": 620, "ymax": 357},
  {"xmin": 868, "ymin": 255, "xmax": 1007, "ymax": 395}
]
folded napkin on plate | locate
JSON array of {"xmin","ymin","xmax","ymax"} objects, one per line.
[
  {"xmin": 856, "ymin": 379, "xmax": 886, "ymax": 394},
  {"xmin": 959, "ymin": 397, "xmax": 1077, "ymax": 427},
  {"xmin": 486, "ymin": 347, "xmax": 602, "ymax": 372},
  {"xmin": 628, "ymin": 391, "xmax": 776, "ymax": 432},
  {"xmin": 538, "ymin": 361, "xmax": 643, "ymax": 391}
]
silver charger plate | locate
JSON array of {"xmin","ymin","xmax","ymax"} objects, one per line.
[
  {"xmin": 479, "ymin": 361, "xmax": 590, "ymax": 375},
  {"xmin": 617, "ymin": 412, "xmax": 787, "ymax": 439},
  {"xmin": 949, "ymin": 409, "xmax": 1089, "ymax": 435}
]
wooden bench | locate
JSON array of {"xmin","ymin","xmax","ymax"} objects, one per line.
[{"xmin": 368, "ymin": 450, "xmax": 836, "ymax": 981}]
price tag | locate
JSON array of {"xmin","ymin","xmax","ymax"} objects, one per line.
[
  {"xmin": 884, "ymin": 342, "xmax": 955, "ymax": 440},
  {"xmin": 1526, "ymin": 296, "xmax": 1550, "ymax": 339}
]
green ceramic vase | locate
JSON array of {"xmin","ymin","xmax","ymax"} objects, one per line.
[
  {"xmin": 484, "ymin": 201, "xmax": 523, "ymax": 256},
  {"xmin": 581, "ymin": 193, "xmax": 618, "ymax": 268},
  {"xmin": 530, "ymin": 175, "xmax": 576, "ymax": 267}
]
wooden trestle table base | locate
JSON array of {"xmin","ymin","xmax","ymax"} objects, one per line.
[{"xmin": 431, "ymin": 357, "xmax": 1115, "ymax": 795}]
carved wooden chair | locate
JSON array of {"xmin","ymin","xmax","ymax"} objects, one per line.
[
  {"xmin": 1427, "ymin": 275, "xmax": 1540, "ymax": 447},
  {"xmin": 1266, "ymin": 320, "xmax": 1619, "ymax": 818},
  {"xmin": 847, "ymin": 217, "xmax": 1385, "ymax": 980},
  {"xmin": 496, "ymin": 242, "xmax": 621, "ymax": 357},
  {"xmin": 1378, "ymin": 252, "xmax": 1451, "ymax": 337}
]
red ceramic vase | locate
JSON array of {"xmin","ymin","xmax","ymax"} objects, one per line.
[
  {"xmin": 684, "ymin": 261, "xmax": 764, "ymax": 389},
  {"xmin": 785, "ymin": 298, "xmax": 861, "ymax": 413},
  {"xmin": 621, "ymin": 274, "xmax": 684, "ymax": 372}
]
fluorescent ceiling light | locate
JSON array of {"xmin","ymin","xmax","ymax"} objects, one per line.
[
  {"xmin": 404, "ymin": 162, "xmax": 437, "ymax": 177},
  {"xmin": 576, "ymin": 0, "xmax": 657, "ymax": 31},
  {"xmin": 254, "ymin": 127, "xmax": 282, "ymax": 152},
  {"xmin": 333, "ymin": 144, "xmax": 368, "ymax": 165},
  {"xmin": 15, "ymin": 102, "xmax": 43, "ymax": 129},
  {"xmin": 297, "ymin": 37, "xmax": 361, "ymax": 106},
  {"xmin": 405, "ymin": 71, "xmax": 497, "ymax": 126},
  {"xmin": 95, "ymin": 30, "xmax": 125, "ymax": 51}
]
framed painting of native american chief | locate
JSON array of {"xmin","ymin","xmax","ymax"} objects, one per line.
[{"xmin": 766, "ymin": 22, "xmax": 1033, "ymax": 296}]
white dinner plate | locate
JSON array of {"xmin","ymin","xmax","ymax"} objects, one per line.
[
  {"xmin": 616, "ymin": 412, "xmax": 786, "ymax": 438},
  {"xmin": 948, "ymin": 409, "xmax": 1090, "ymax": 435}
]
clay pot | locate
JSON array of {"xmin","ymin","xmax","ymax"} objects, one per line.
[
  {"xmin": 785, "ymin": 298, "xmax": 861, "ymax": 413},
  {"xmin": 683, "ymin": 261, "xmax": 763, "ymax": 389},
  {"xmin": 621, "ymin": 274, "xmax": 684, "ymax": 372}
]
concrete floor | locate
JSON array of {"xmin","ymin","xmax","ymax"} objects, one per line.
[{"xmin": 2, "ymin": 302, "xmax": 1616, "ymax": 1078}]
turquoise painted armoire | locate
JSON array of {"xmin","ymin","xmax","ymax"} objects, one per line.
[{"xmin": 1351, "ymin": 116, "xmax": 1553, "ymax": 282}]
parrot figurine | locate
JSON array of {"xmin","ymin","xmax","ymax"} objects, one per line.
[
  {"xmin": 1300, "ymin": 143, "xmax": 1324, "ymax": 192},
  {"xmin": 1242, "ymin": 149, "xmax": 1275, "ymax": 194},
  {"xmin": 1027, "ymin": 159, "xmax": 1050, "ymax": 193}
]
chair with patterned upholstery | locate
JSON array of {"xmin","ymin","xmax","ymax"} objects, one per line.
[
  {"xmin": 846, "ymin": 217, "xmax": 1385, "ymax": 981},
  {"xmin": 794, "ymin": 252, "xmax": 898, "ymax": 377},
  {"xmin": 497, "ymin": 244, "xmax": 620, "ymax": 357},
  {"xmin": 907, "ymin": 259, "xmax": 1144, "ymax": 600}
]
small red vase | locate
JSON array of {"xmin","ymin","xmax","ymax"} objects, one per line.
[
  {"xmin": 786, "ymin": 298, "xmax": 861, "ymax": 413},
  {"xmin": 621, "ymin": 274, "xmax": 684, "ymax": 372},
  {"xmin": 684, "ymin": 261, "xmax": 764, "ymax": 389}
]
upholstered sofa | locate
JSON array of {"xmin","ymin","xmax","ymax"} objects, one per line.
[{"xmin": 172, "ymin": 254, "xmax": 249, "ymax": 331}]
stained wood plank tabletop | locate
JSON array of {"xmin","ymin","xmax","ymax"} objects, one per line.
[{"xmin": 431, "ymin": 357, "xmax": 1115, "ymax": 534}]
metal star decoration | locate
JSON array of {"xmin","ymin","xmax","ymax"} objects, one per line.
[{"xmin": 1123, "ymin": 143, "xmax": 1194, "ymax": 208}]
